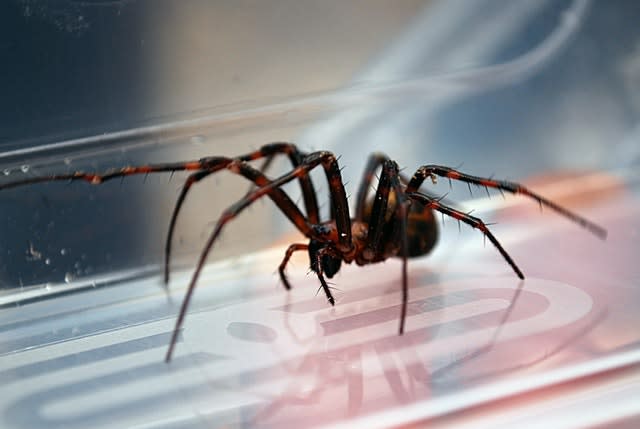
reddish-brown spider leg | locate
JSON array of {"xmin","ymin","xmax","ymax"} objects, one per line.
[
  {"xmin": 248, "ymin": 150, "xmax": 353, "ymax": 250},
  {"xmin": 314, "ymin": 246, "xmax": 341, "ymax": 305},
  {"xmin": 164, "ymin": 158, "xmax": 315, "ymax": 283},
  {"xmin": 246, "ymin": 147, "xmax": 349, "ymax": 300},
  {"xmin": 355, "ymin": 153, "xmax": 390, "ymax": 221},
  {"xmin": 165, "ymin": 162, "xmax": 314, "ymax": 362},
  {"xmin": 406, "ymin": 165, "xmax": 607, "ymax": 239},
  {"xmin": 0, "ymin": 157, "xmax": 227, "ymax": 288},
  {"xmin": 386, "ymin": 165, "xmax": 411, "ymax": 333},
  {"xmin": 354, "ymin": 153, "xmax": 454, "ymax": 222},
  {"xmin": 0, "ymin": 160, "xmax": 214, "ymax": 191},
  {"xmin": 238, "ymin": 142, "xmax": 319, "ymax": 224},
  {"xmin": 164, "ymin": 169, "xmax": 217, "ymax": 284},
  {"xmin": 298, "ymin": 151, "xmax": 353, "ymax": 251},
  {"xmin": 345, "ymin": 156, "xmax": 413, "ymax": 332},
  {"xmin": 362, "ymin": 160, "xmax": 410, "ymax": 333},
  {"xmin": 0, "ymin": 157, "xmax": 230, "ymax": 286},
  {"xmin": 278, "ymin": 243, "xmax": 309, "ymax": 290},
  {"xmin": 164, "ymin": 143, "xmax": 322, "ymax": 282},
  {"xmin": 166, "ymin": 151, "xmax": 353, "ymax": 361},
  {"xmin": 363, "ymin": 159, "xmax": 398, "ymax": 257},
  {"xmin": 408, "ymin": 191, "xmax": 524, "ymax": 279}
]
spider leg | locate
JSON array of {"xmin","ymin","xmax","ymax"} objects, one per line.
[
  {"xmin": 406, "ymin": 165, "xmax": 606, "ymax": 239},
  {"xmin": 389, "ymin": 169, "xmax": 410, "ymax": 335},
  {"xmin": 166, "ymin": 152, "xmax": 352, "ymax": 361},
  {"xmin": 291, "ymin": 151, "xmax": 353, "ymax": 251},
  {"xmin": 361, "ymin": 160, "xmax": 411, "ymax": 334},
  {"xmin": 164, "ymin": 158, "xmax": 315, "ymax": 283},
  {"xmin": 301, "ymin": 151, "xmax": 352, "ymax": 250},
  {"xmin": 362, "ymin": 159, "xmax": 396, "ymax": 258},
  {"xmin": 407, "ymin": 191, "xmax": 525, "ymax": 280},
  {"xmin": 164, "ymin": 169, "xmax": 215, "ymax": 284},
  {"xmin": 355, "ymin": 153, "xmax": 390, "ymax": 221},
  {"xmin": 278, "ymin": 243, "xmax": 309, "ymax": 290},
  {"xmin": 238, "ymin": 143, "xmax": 319, "ymax": 224},
  {"xmin": 0, "ymin": 157, "xmax": 239, "ymax": 287},
  {"xmin": 164, "ymin": 144, "xmax": 317, "ymax": 283},
  {"xmin": 354, "ymin": 153, "xmax": 459, "ymax": 221},
  {"xmin": 238, "ymin": 150, "xmax": 353, "ymax": 249},
  {"xmin": 0, "ymin": 159, "xmax": 226, "ymax": 191},
  {"xmin": 315, "ymin": 247, "xmax": 339, "ymax": 305}
]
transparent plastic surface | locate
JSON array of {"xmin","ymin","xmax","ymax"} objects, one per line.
[
  {"xmin": 0, "ymin": 175, "xmax": 638, "ymax": 428},
  {"xmin": 1, "ymin": 0, "xmax": 640, "ymax": 428},
  {"xmin": 0, "ymin": 0, "xmax": 431, "ymax": 288}
]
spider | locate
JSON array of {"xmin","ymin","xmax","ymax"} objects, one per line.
[{"xmin": 0, "ymin": 143, "xmax": 606, "ymax": 362}]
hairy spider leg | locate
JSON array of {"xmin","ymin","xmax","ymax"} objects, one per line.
[
  {"xmin": 278, "ymin": 243, "xmax": 309, "ymax": 290},
  {"xmin": 406, "ymin": 165, "xmax": 606, "ymax": 239},
  {"xmin": 364, "ymin": 160, "xmax": 410, "ymax": 333},
  {"xmin": 238, "ymin": 143, "xmax": 319, "ymax": 224},
  {"xmin": 0, "ymin": 149, "xmax": 317, "ymax": 286},
  {"xmin": 248, "ymin": 146, "xmax": 353, "ymax": 291},
  {"xmin": 0, "ymin": 158, "xmax": 230, "ymax": 287},
  {"xmin": 314, "ymin": 246, "xmax": 342, "ymax": 304},
  {"xmin": 346, "ymin": 155, "xmax": 414, "ymax": 332},
  {"xmin": 355, "ymin": 153, "xmax": 390, "ymax": 221},
  {"xmin": 279, "ymin": 151, "xmax": 353, "ymax": 250},
  {"xmin": 0, "ymin": 157, "xmax": 228, "ymax": 284},
  {"xmin": 0, "ymin": 160, "xmax": 217, "ymax": 191},
  {"xmin": 407, "ymin": 191, "xmax": 524, "ymax": 279},
  {"xmin": 396, "ymin": 194, "xmax": 410, "ymax": 335},
  {"xmin": 165, "ymin": 157, "xmax": 321, "ymax": 283},
  {"xmin": 165, "ymin": 159, "xmax": 325, "ymax": 362},
  {"xmin": 243, "ymin": 144, "xmax": 374, "ymax": 272},
  {"xmin": 164, "ymin": 143, "xmax": 320, "ymax": 283},
  {"xmin": 165, "ymin": 169, "xmax": 217, "ymax": 284},
  {"xmin": 166, "ymin": 151, "xmax": 352, "ymax": 361},
  {"xmin": 354, "ymin": 153, "xmax": 458, "ymax": 222},
  {"xmin": 363, "ymin": 159, "xmax": 399, "ymax": 257}
]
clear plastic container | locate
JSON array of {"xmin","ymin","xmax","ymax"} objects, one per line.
[{"xmin": 1, "ymin": 1, "xmax": 639, "ymax": 428}]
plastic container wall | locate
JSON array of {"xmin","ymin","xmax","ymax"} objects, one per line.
[{"xmin": 0, "ymin": 0, "xmax": 429, "ymax": 290}]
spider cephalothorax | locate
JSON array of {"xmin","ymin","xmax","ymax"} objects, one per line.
[{"xmin": 0, "ymin": 143, "xmax": 606, "ymax": 362}]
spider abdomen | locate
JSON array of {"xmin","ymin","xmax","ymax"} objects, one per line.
[
  {"xmin": 361, "ymin": 193, "xmax": 439, "ymax": 259},
  {"xmin": 403, "ymin": 199, "xmax": 439, "ymax": 258}
]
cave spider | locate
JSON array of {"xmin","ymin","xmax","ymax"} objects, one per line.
[{"xmin": 0, "ymin": 143, "xmax": 606, "ymax": 361}]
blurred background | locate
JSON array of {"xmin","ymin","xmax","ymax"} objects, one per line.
[{"xmin": 0, "ymin": 0, "xmax": 638, "ymax": 289}]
